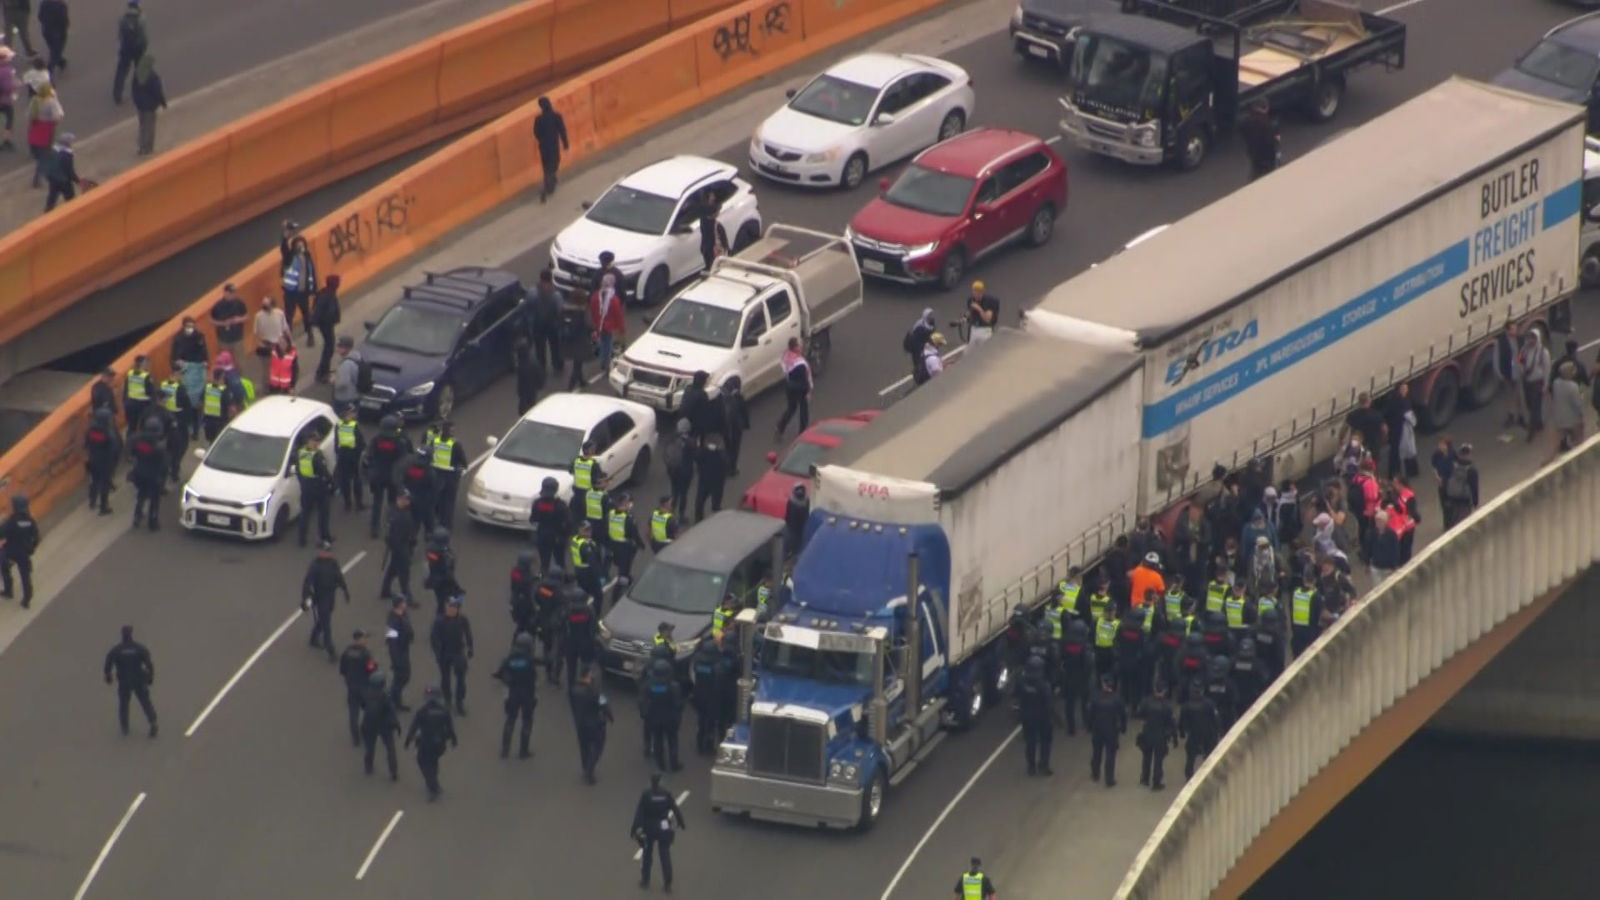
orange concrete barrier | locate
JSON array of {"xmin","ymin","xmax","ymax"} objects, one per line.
[{"xmin": 0, "ymin": 0, "xmax": 958, "ymax": 520}]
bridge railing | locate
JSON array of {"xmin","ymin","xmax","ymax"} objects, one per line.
[{"xmin": 1114, "ymin": 431, "xmax": 1600, "ymax": 899}]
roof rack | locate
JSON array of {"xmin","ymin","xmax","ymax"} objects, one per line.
[{"xmin": 422, "ymin": 269, "xmax": 494, "ymax": 295}]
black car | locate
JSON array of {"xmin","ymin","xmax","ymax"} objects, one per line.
[
  {"xmin": 1009, "ymin": 0, "xmax": 1122, "ymax": 65},
  {"xmin": 1494, "ymin": 12, "xmax": 1600, "ymax": 133},
  {"xmin": 355, "ymin": 268, "xmax": 526, "ymax": 422}
]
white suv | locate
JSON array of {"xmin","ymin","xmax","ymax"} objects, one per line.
[
  {"xmin": 550, "ymin": 156, "xmax": 763, "ymax": 306},
  {"xmin": 181, "ymin": 396, "xmax": 339, "ymax": 541}
]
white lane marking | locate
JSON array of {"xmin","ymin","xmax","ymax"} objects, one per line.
[
  {"xmin": 355, "ymin": 810, "xmax": 404, "ymax": 880},
  {"xmin": 74, "ymin": 792, "xmax": 146, "ymax": 900},
  {"xmin": 879, "ymin": 726, "xmax": 1021, "ymax": 900},
  {"xmin": 632, "ymin": 791, "xmax": 691, "ymax": 861},
  {"xmin": 878, "ymin": 345, "xmax": 968, "ymax": 398},
  {"xmin": 1376, "ymin": 0, "xmax": 1424, "ymax": 13},
  {"xmin": 185, "ymin": 552, "xmax": 366, "ymax": 737}
]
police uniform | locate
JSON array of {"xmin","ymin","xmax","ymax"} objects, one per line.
[
  {"xmin": 649, "ymin": 505, "xmax": 677, "ymax": 553},
  {"xmin": 333, "ymin": 415, "xmax": 366, "ymax": 511},
  {"xmin": 493, "ymin": 636, "xmax": 539, "ymax": 758},
  {"xmin": 201, "ymin": 380, "xmax": 231, "ymax": 442},
  {"xmin": 295, "ymin": 444, "xmax": 333, "ymax": 547},
  {"xmin": 569, "ymin": 676, "xmax": 613, "ymax": 783},
  {"xmin": 103, "ymin": 629, "xmax": 158, "ymax": 736},
  {"xmin": 570, "ymin": 531, "xmax": 603, "ymax": 609},
  {"xmin": 156, "ymin": 378, "xmax": 189, "ymax": 483},
  {"xmin": 404, "ymin": 694, "xmax": 458, "ymax": 800},
  {"xmin": 607, "ymin": 503, "xmax": 643, "ymax": 600},
  {"xmin": 364, "ymin": 423, "xmax": 412, "ymax": 537},
  {"xmin": 128, "ymin": 424, "xmax": 168, "ymax": 530},
  {"xmin": 123, "ymin": 366, "xmax": 153, "ymax": 444},
  {"xmin": 429, "ymin": 430, "xmax": 467, "ymax": 530}
]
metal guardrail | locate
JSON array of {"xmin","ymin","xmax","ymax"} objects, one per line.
[{"xmin": 1114, "ymin": 427, "xmax": 1600, "ymax": 899}]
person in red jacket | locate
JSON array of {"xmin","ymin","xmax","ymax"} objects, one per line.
[{"xmin": 589, "ymin": 272, "xmax": 626, "ymax": 376}]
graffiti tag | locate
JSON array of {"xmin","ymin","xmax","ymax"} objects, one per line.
[
  {"xmin": 327, "ymin": 192, "xmax": 413, "ymax": 264},
  {"xmin": 711, "ymin": 2, "xmax": 791, "ymax": 62}
]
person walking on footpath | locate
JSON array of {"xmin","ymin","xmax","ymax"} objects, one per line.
[
  {"xmin": 632, "ymin": 772, "xmax": 687, "ymax": 892},
  {"xmin": 209, "ymin": 283, "xmax": 248, "ymax": 363},
  {"xmin": 0, "ymin": 46, "xmax": 18, "ymax": 151},
  {"xmin": 532, "ymin": 95, "xmax": 567, "ymax": 203},
  {"xmin": 36, "ymin": 0, "xmax": 63, "ymax": 75},
  {"xmin": 129, "ymin": 52, "xmax": 164, "ymax": 155},
  {"xmin": 25, "ymin": 80, "xmax": 61, "ymax": 188},
  {"xmin": 311, "ymin": 275, "xmax": 342, "ymax": 382},
  {"xmin": 1440, "ymin": 442, "xmax": 1479, "ymax": 530},
  {"xmin": 104, "ymin": 625, "xmax": 157, "ymax": 737},
  {"xmin": 404, "ymin": 686, "xmax": 457, "ymax": 801},
  {"xmin": 0, "ymin": 494, "xmax": 42, "ymax": 607},
  {"xmin": 41, "ymin": 128, "xmax": 75, "ymax": 210},
  {"xmin": 952, "ymin": 858, "xmax": 997, "ymax": 900},
  {"xmin": 2, "ymin": 0, "xmax": 36, "ymax": 57},
  {"xmin": 281, "ymin": 236, "xmax": 318, "ymax": 345},
  {"xmin": 111, "ymin": 0, "xmax": 146, "ymax": 106}
]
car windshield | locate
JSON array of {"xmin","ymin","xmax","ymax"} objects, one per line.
[
  {"xmin": 789, "ymin": 73, "xmax": 877, "ymax": 126},
  {"xmin": 885, "ymin": 165, "xmax": 976, "ymax": 218},
  {"xmin": 1516, "ymin": 38, "xmax": 1600, "ymax": 92},
  {"xmin": 776, "ymin": 424, "xmax": 861, "ymax": 476},
  {"xmin": 366, "ymin": 305, "xmax": 458, "ymax": 356},
  {"xmin": 586, "ymin": 184, "xmax": 678, "ymax": 235},
  {"xmin": 1072, "ymin": 34, "xmax": 1168, "ymax": 113},
  {"xmin": 761, "ymin": 638, "xmax": 874, "ymax": 687},
  {"xmin": 628, "ymin": 561, "xmax": 727, "ymax": 615},
  {"xmin": 495, "ymin": 419, "xmax": 585, "ymax": 469},
  {"xmin": 649, "ymin": 298, "xmax": 741, "ymax": 348},
  {"xmin": 203, "ymin": 429, "xmax": 290, "ymax": 477}
]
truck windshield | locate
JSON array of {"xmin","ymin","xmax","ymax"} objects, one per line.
[
  {"xmin": 650, "ymin": 298, "xmax": 740, "ymax": 348},
  {"xmin": 761, "ymin": 639, "xmax": 874, "ymax": 687},
  {"xmin": 1072, "ymin": 33, "xmax": 1168, "ymax": 114},
  {"xmin": 1515, "ymin": 38, "xmax": 1600, "ymax": 92}
]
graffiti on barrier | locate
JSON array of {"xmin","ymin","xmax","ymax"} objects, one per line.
[
  {"xmin": 327, "ymin": 192, "xmax": 414, "ymax": 264},
  {"xmin": 711, "ymin": 1, "xmax": 791, "ymax": 62}
]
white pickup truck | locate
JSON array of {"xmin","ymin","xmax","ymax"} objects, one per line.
[{"xmin": 609, "ymin": 224, "xmax": 864, "ymax": 411}]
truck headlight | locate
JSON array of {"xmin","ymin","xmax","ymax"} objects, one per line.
[
  {"xmin": 716, "ymin": 744, "xmax": 748, "ymax": 766},
  {"xmin": 405, "ymin": 381, "xmax": 435, "ymax": 397},
  {"xmin": 828, "ymin": 760, "xmax": 860, "ymax": 781},
  {"xmin": 1134, "ymin": 123, "xmax": 1159, "ymax": 148},
  {"xmin": 904, "ymin": 241, "xmax": 938, "ymax": 259}
]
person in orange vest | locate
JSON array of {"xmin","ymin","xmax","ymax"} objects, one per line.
[
  {"xmin": 1128, "ymin": 552, "xmax": 1165, "ymax": 609},
  {"xmin": 1390, "ymin": 475, "xmax": 1420, "ymax": 565},
  {"xmin": 267, "ymin": 335, "xmax": 300, "ymax": 395}
]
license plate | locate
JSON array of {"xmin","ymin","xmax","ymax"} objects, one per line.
[
  {"xmin": 623, "ymin": 657, "xmax": 641, "ymax": 673},
  {"xmin": 491, "ymin": 510, "xmax": 513, "ymax": 523},
  {"xmin": 205, "ymin": 513, "xmax": 231, "ymax": 526},
  {"xmin": 759, "ymin": 161, "xmax": 791, "ymax": 176},
  {"xmin": 359, "ymin": 398, "xmax": 384, "ymax": 409},
  {"xmin": 1027, "ymin": 44, "xmax": 1050, "ymax": 59},
  {"xmin": 861, "ymin": 259, "xmax": 886, "ymax": 274}
]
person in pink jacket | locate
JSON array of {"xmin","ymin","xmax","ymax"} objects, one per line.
[{"xmin": 588, "ymin": 272, "xmax": 626, "ymax": 375}]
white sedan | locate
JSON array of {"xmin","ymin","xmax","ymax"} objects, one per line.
[
  {"xmin": 549, "ymin": 155, "xmax": 763, "ymax": 306},
  {"xmin": 749, "ymin": 52, "xmax": 975, "ymax": 190},
  {"xmin": 465, "ymin": 393, "xmax": 659, "ymax": 531},
  {"xmin": 180, "ymin": 395, "xmax": 339, "ymax": 540}
]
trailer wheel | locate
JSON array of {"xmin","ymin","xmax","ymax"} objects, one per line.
[
  {"xmin": 1464, "ymin": 350, "xmax": 1501, "ymax": 409},
  {"xmin": 1418, "ymin": 365, "xmax": 1461, "ymax": 432},
  {"xmin": 856, "ymin": 768, "xmax": 886, "ymax": 832},
  {"xmin": 806, "ymin": 329, "xmax": 832, "ymax": 378},
  {"xmin": 1583, "ymin": 246, "xmax": 1600, "ymax": 288},
  {"xmin": 1175, "ymin": 129, "xmax": 1209, "ymax": 172},
  {"xmin": 1306, "ymin": 76, "xmax": 1346, "ymax": 123}
]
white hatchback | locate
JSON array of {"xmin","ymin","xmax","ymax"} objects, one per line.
[
  {"xmin": 466, "ymin": 393, "xmax": 659, "ymax": 531},
  {"xmin": 181, "ymin": 396, "xmax": 339, "ymax": 541},
  {"xmin": 550, "ymin": 155, "xmax": 763, "ymax": 306},
  {"xmin": 749, "ymin": 52, "xmax": 975, "ymax": 190}
]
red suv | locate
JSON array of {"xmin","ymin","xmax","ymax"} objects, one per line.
[{"xmin": 846, "ymin": 127, "xmax": 1067, "ymax": 290}]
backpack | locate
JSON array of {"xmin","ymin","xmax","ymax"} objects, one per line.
[
  {"xmin": 355, "ymin": 359, "xmax": 375, "ymax": 395},
  {"xmin": 663, "ymin": 435, "xmax": 686, "ymax": 473},
  {"xmin": 1444, "ymin": 464, "xmax": 1472, "ymax": 503},
  {"xmin": 902, "ymin": 326, "xmax": 923, "ymax": 355},
  {"xmin": 119, "ymin": 14, "xmax": 145, "ymax": 52}
]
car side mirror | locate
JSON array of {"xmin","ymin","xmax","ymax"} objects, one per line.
[
  {"xmin": 765, "ymin": 450, "xmax": 778, "ymax": 464},
  {"xmin": 485, "ymin": 435, "xmax": 499, "ymax": 449},
  {"xmin": 192, "ymin": 448, "xmax": 207, "ymax": 461},
  {"xmin": 581, "ymin": 200, "xmax": 594, "ymax": 210},
  {"xmin": 874, "ymin": 112, "xmax": 897, "ymax": 126},
  {"xmin": 975, "ymin": 202, "xmax": 995, "ymax": 217},
  {"xmin": 363, "ymin": 321, "xmax": 375, "ymax": 332},
  {"xmin": 674, "ymin": 223, "xmax": 695, "ymax": 236},
  {"xmin": 742, "ymin": 331, "xmax": 760, "ymax": 348},
  {"xmin": 785, "ymin": 87, "xmax": 797, "ymax": 99}
]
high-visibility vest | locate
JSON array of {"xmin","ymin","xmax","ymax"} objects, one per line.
[
  {"xmin": 160, "ymin": 380, "xmax": 182, "ymax": 411},
  {"xmin": 653, "ymin": 633, "xmax": 675, "ymax": 654},
  {"xmin": 1256, "ymin": 595, "xmax": 1278, "ymax": 618},
  {"xmin": 570, "ymin": 536, "xmax": 591, "ymax": 569},
  {"xmin": 1142, "ymin": 604, "xmax": 1157, "ymax": 633},
  {"xmin": 126, "ymin": 370, "xmax": 151, "ymax": 401},
  {"xmin": 1224, "ymin": 595, "xmax": 1246, "ymax": 630},
  {"xmin": 1164, "ymin": 589, "xmax": 1185, "ymax": 621},
  {"xmin": 756, "ymin": 585, "xmax": 771, "ymax": 617},
  {"xmin": 572, "ymin": 456, "xmax": 596, "ymax": 491},
  {"xmin": 607, "ymin": 509, "xmax": 628, "ymax": 542},
  {"xmin": 650, "ymin": 510, "xmax": 673, "ymax": 544},
  {"xmin": 1205, "ymin": 581, "xmax": 1228, "ymax": 613},
  {"xmin": 585, "ymin": 489, "xmax": 606, "ymax": 521},
  {"xmin": 432, "ymin": 438, "xmax": 456, "ymax": 471},
  {"xmin": 296, "ymin": 447, "xmax": 319, "ymax": 478},
  {"xmin": 1087, "ymin": 592, "xmax": 1110, "ymax": 621},
  {"xmin": 713, "ymin": 605, "xmax": 736, "ymax": 635},
  {"xmin": 239, "ymin": 377, "xmax": 256, "ymax": 406},
  {"xmin": 1094, "ymin": 615, "xmax": 1117, "ymax": 648},
  {"xmin": 202, "ymin": 384, "xmax": 225, "ymax": 418},
  {"xmin": 962, "ymin": 872, "xmax": 987, "ymax": 900},
  {"xmin": 336, "ymin": 422, "xmax": 359, "ymax": 449},
  {"xmin": 1043, "ymin": 602, "xmax": 1065, "ymax": 640},
  {"xmin": 1056, "ymin": 582, "xmax": 1080, "ymax": 626},
  {"xmin": 422, "ymin": 427, "xmax": 439, "ymax": 450},
  {"xmin": 268, "ymin": 351, "xmax": 295, "ymax": 390},
  {"xmin": 1291, "ymin": 588, "xmax": 1314, "ymax": 626}
]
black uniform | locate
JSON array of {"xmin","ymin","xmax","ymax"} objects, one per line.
[
  {"xmin": 1179, "ymin": 693, "xmax": 1221, "ymax": 778},
  {"xmin": 509, "ymin": 558, "xmax": 537, "ymax": 638},
  {"xmin": 559, "ymin": 589, "xmax": 598, "ymax": 687},
  {"xmin": 606, "ymin": 506, "xmax": 645, "ymax": 604},
  {"xmin": 301, "ymin": 555, "xmax": 350, "ymax": 660},
  {"xmin": 338, "ymin": 640, "xmax": 374, "ymax": 746},
  {"xmin": 404, "ymin": 696, "xmax": 458, "ymax": 799},
  {"xmin": 714, "ymin": 643, "xmax": 739, "ymax": 739},
  {"xmin": 689, "ymin": 642, "xmax": 722, "ymax": 753},
  {"xmin": 493, "ymin": 641, "xmax": 539, "ymax": 758},
  {"xmin": 395, "ymin": 455, "xmax": 437, "ymax": 537},
  {"xmin": 720, "ymin": 380, "xmax": 750, "ymax": 475},
  {"xmin": 424, "ymin": 538, "xmax": 460, "ymax": 616},
  {"xmin": 528, "ymin": 489, "xmax": 570, "ymax": 571},
  {"xmin": 1203, "ymin": 659, "xmax": 1240, "ymax": 733},
  {"xmin": 385, "ymin": 609, "xmax": 414, "ymax": 709},
  {"xmin": 1058, "ymin": 620, "xmax": 1092, "ymax": 735},
  {"xmin": 693, "ymin": 439, "xmax": 727, "ymax": 521},
  {"xmin": 1086, "ymin": 688, "xmax": 1126, "ymax": 786},
  {"xmin": 1, "ymin": 501, "xmax": 42, "ymax": 607},
  {"xmin": 361, "ymin": 680, "xmax": 402, "ymax": 779},
  {"xmin": 1015, "ymin": 665, "xmax": 1056, "ymax": 775},
  {"xmin": 430, "ymin": 610, "xmax": 475, "ymax": 712},
  {"xmin": 534, "ymin": 573, "xmax": 564, "ymax": 677},
  {"xmin": 664, "ymin": 432, "xmax": 694, "ymax": 519},
  {"xmin": 570, "ymin": 533, "xmax": 604, "ymax": 609},
  {"xmin": 333, "ymin": 418, "xmax": 366, "ymax": 511},
  {"xmin": 364, "ymin": 428, "xmax": 412, "ymax": 536},
  {"xmin": 641, "ymin": 663, "xmax": 684, "ymax": 772},
  {"xmin": 381, "ymin": 505, "xmax": 417, "ymax": 603},
  {"xmin": 568, "ymin": 678, "xmax": 613, "ymax": 783},
  {"xmin": 1135, "ymin": 695, "xmax": 1177, "ymax": 789},
  {"xmin": 295, "ymin": 448, "xmax": 334, "ymax": 547},
  {"xmin": 84, "ymin": 418, "xmax": 122, "ymax": 515},
  {"xmin": 427, "ymin": 437, "xmax": 467, "ymax": 531},
  {"xmin": 103, "ymin": 632, "xmax": 157, "ymax": 736},
  {"xmin": 632, "ymin": 781, "xmax": 687, "ymax": 890},
  {"xmin": 128, "ymin": 431, "xmax": 167, "ymax": 529}
]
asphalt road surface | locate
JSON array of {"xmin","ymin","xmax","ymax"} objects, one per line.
[{"xmin": 0, "ymin": 0, "xmax": 1587, "ymax": 898}]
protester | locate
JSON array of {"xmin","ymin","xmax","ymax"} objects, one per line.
[
  {"xmin": 129, "ymin": 52, "xmax": 166, "ymax": 155},
  {"xmin": 26, "ymin": 80, "xmax": 62, "ymax": 189}
]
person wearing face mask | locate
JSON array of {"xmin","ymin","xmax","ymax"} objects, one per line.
[
  {"xmin": 589, "ymin": 272, "xmax": 626, "ymax": 375},
  {"xmin": 253, "ymin": 297, "xmax": 289, "ymax": 387}
]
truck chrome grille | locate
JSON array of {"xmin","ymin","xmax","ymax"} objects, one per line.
[{"xmin": 748, "ymin": 714, "xmax": 825, "ymax": 783}]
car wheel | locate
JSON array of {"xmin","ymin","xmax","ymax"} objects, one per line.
[
  {"xmin": 1027, "ymin": 204, "xmax": 1055, "ymax": 248},
  {"xmin": 629, "ymin": 446, "xmax": 651, "ymax": 486},
  {"xmin": 642, "ymin": 267, "xmax": 671, "ymax": 307},
  {"xmin": 270, "ymin": 505, "xmax": 290, "ymax": 542},
  {"xmin": 1176, "ymin": 129, "xmax": 1209, "ymax": 172},
  {"xmin": 434, "ymin": 383, "xmax": 455, "ymax": 420},
  {"xmin": 938, "ymin": 248, "xmax": 966, "ymax": 291},
  {"xmin": 938, "ymin": 109, "xmax": 966, "ymax": 143},
  {"xmin": 841, "ymin": 153, "xmax": 868, "ymax": 191},
  {"xmin": 734, "ymin": 221, "xmax": 761, "ymax": 252},
  {"xmin": 856, "ymin": 768, "xmax": 886, "ymax": 832}
]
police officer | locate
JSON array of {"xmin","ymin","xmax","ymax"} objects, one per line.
[
  {"xmin": 1199, "ymin": 610, "xmax": 1235, "ymax": 660},
  {"xmin": 84, "ymin": 408, "xmax": 121, "ymax": 516},
  {"xmin": 404, "ymin": 686, "xmax": 458, "ymax": 801},
  {"xmin": 568, "ymin": 668, "xmax": 613, "ymax": 784},
  {"xmin": 396, "ymin": 447, "xmax": 437, "ymax": 538},
  {"xmin": 570, "ymin": 520, "xmax": 603, "ymax": 609},
  {"xmin": 1092, "ymin": 600, "xmax": 1119, "ymax": 684},
  {"xmin": 361, "ymin": 669, "xmax": 401, "ymax": 781},
  {"xmin": 494, "ymin": 632, "xmax": 539, "ymax": 759},
  {"xmin": 333, "ymin": 404, "xmax": 366, "ymax": 512},
  {"xmin": 689, "ymin": 639, "xmax": 722, "ymax": 754},
  {"xmin": 365, "ymin": 415, "xmax": 412, "ymax": 537},
  {"xmin": 1045, "ymin": 567, "xmax": 1081, "ymax": 645},
  {"xmin": 642, "ymin": 657, "xmax": 684, "ymax": 773},
  {"xmin": 559, "ymin": 575, "xmax": 598, "ymax": 688},
  {"xmin": 128, "ymin": 418, "xmax": 167, "ymax": 531},
  {"xmin": 385, "ymin": 599, "xmax": 414, "ymax": 711},
  {"xmin": 715, "ymin": 631, "xmax": 740, "ymax": 740},
  {"xmin": 651, "ymin": 622, "xmax": 677, "ymax": 660},
  {"xmin": 1231, "ymin": 637, "xmax": 1265, "ymax": 712},
  {"xmin": 1058, "ymin": 617, "xmax": 1091, "ymax": 736},
  {"xmin": 1203, "ymin": 654, "xmax": 1239, "ymax": 732},
  {"xmin": 534, "ymin": 567, "xmax": 565, "ymax": 673},
  {"xmin": 607, "ymin": 492, "xmax": 644, "ymax": 604},
  {"xmin": 1179, "ymin": 684, "xmax": 1221, "ymax": 779},
  {"xmin": 1289, "ymin": 570, "xmax": 1322, "ymax": 658},
  {"xmin": 1079, "ymin": 574, "xmax": 1113, "ymax": 627},
  {"xmin": 0, "ymin": 495, "xmax": 39, "ymax": 608},
  {"xmin": 570, "ymin": 441, "xmax": 604, "ymax": 525},
  {"xmin": 711, "ymin": 593, "xmax": 741, "ymax": 643},
  {"xmin": 200, "ymin": 367, "xmax": 235, "ymax": 442},
  {"xmin": 381, "ymin": 491, "xmax": 418, "ymax": 606},
  {"xmin": 1204, "ymin": 566, "xmax": 1232, "ymax": 618},
  {"xmin": 1002, "ymin": 603, "xmax": 1036, "ymax": 675},
  {"xmin": 338, "ymin": 630, "xmax": 375, "ymax": 746},
  {"xmin": 123, "ymin": 355, "xmax": 154, "ymax": 445},
  {"xmin": 103, "ymin": 625, "xmax": 157, "ymax": 737},
  {"xmin": 1016, "ymin": 654, "xmax": 1056, "ymax": 776},
  {"xmin": 528, "ymin": 476, "xmax": 570, "ymax": 571},
  {"xmin": 424, "ymin": 527, "xmax": 460, "ymax": 617},
  {"xmin": 430, "ymin": 597, "xmax": 474, "ymax": 715},
  {"xmin": 1155, "ymin": 593, "xmax": 1196, "ymax": 691},
  {"xmin": 509, "ymin": 550, "xmax": 537, "ymax": 638},
  {"xmin": 1116, "ymin": 601, "xmax": 1151, "ymax": 707},
  {"xmin": 649, "ymin": 495, "xmax": 679, "ymax": 554},
  {"xmin": 301, "ymin": 539, "xmax": 350, "ymax": 661},
  {"xmin": 1135, "ymin": 682, "xmax": 1177, "ymax": 791},
  {"xmin": 296, "ymin": 433, "xmax": 334, "ymax": 548},
  {"xmin": 632, "ymin": 772, "xmax": 687, "ymax": 891},
  {"xmin": 1253, "ymin": 606, "xmax": 1287, "ymax": 684},
  {"xmin": 155, "ymin": 374, "xmax": 190, "ymax": 482},
  {"xmin": 953, "ymin": 857, "xmax": 997, "ymax": 900},
  {"xmin": 1086, "ymin": 675, "xmax": 1126, "ymax": 787},
  {"xmin": 1174, "ymin": 631, "xmax": 1209, "ymax": 699},
  {"xmin": 429, "ymin": 420, "xmax": 467, "ymax": 530}
]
